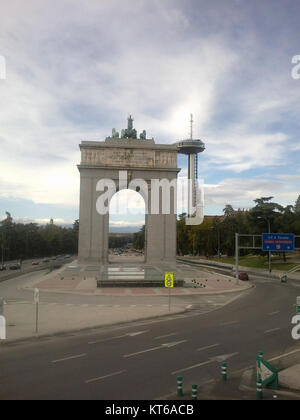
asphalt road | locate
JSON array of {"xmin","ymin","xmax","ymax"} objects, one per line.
[
  {"xmin": 0, "ymin": 276, "xmax": 299, "ymax": 400},
  {"xmin": 0, "ymin": 256, "xmax": 74, "ymax": 280}
]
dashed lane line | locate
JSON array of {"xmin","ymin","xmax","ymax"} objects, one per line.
[
  {"xmin": 172, "ymin": 360, "xmax": 214, "ymax": 375},
  {"xmin": 52, "ymin": 353, "xmax": 87, "ymax": 364},
  {"xmin": 124, "ymin": 340, "xmax": 187, "ymax": 358},
  {"xmin": 85, "ymin": 370, "xmax": 127, "ymax": 384},
  {"xmin": 220, "ymin": 321, "xmax": 239, "ymax": 327},
  {"xmin": 154, "ymin": 333, "xmax": 177, "ymax": 340},
  {"xmin": 264, "ymin": 328, "xmax": 281, "ymax": 334},
  {"xmin": 197, "ymin": 343, "xmax": 220, "ymax": 352}
]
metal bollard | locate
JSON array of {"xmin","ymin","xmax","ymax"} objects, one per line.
[
  {"xmin": 221, "ymin": 362, "xmax": 227, "ymax": 381},
  {"xmin": 257, "ymin": 376, "xmax": 263, "ymax": 399},
  {"xmin": 192, "ymin": 384, "xmax": 198, "ymax": 400},
  {"xmin": 177, "ymin": 376, "xmax": 183, "ymax": 397}
]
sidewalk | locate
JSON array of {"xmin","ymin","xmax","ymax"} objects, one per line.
[
  {"xmin": 1, "ymin": 301, "xmax": 185, "ymax": 343},
  {"xmin": 163, "ymin": 365, "xmax": 300, "ymax": 400}
]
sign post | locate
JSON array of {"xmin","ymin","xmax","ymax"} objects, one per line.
[
  {"xmin": 164, "ymin": 272, "xmax": 174, "ymax": 312},
  {"xmin": 34, "ymin": 288, "xmax": 39, "ymax": 334}
]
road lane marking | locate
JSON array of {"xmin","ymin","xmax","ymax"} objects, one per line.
[
  {"xmin": 124, "ymin": 340, "xmax": 187, "ymax": 358},
  {"xmin": 264, "ymin": 328, "xmax": 281, "ymax": 334},
  {"xmin": 171, "ymin": 352, "xmax": 239, "ymax": 375},
  {"xmin": 220, "ymin": 321, "xmax": 239, "ymax": 326},
  {"xmin": 269, "ymin": 348, "xmax": 300, "ymax": 362},
  {"xmin": 88, "ymin": 330, "xmax": 149, "ymax": 345},
  {"xmin": 154, "ymin": 333, "xmax": 177, "ymax": 340},
  {"xmin": 85, "ymin": 370, "xmax": 126, "ymax": 384},
  {"xmin": 52, "ymin": 353, "xmax": 87, "ymax": 363},
  {"xmin": 197, "ymin": 343, "xmax": 220, "ymax": 352},
  {"xmin": 212, "ymin": 352, "xmax": 239, "ymax": 362},
  {"xmin": 268, "ymin": 311, "xmax": 280, "ymax": 316},
  {"xmin": 172, "ymin": 360, "xmax": 214, "ymax": 375}
]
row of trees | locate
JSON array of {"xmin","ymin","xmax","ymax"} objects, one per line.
[
  {"xmin": 133, "ymin": 225, "xmax": 145, "ymax": 250},
  {"xmin": 0, "ymin": 213, "xmax": 79, "ymax": 262},
  {"xmin": 177, "ymin": 196, "xmax": 300, "ymax": 257},
  {"xmin": 2, "ymin": 194, "xmax": 299, "ymax": 261}
]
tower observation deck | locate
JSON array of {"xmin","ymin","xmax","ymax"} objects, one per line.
[{"xmin": 174, "ymin": 115, "xmax": 205, "ymax": 216}]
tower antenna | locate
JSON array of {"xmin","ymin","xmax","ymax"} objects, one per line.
[{"xmin": 190, "ymin": 114, "xmax": 194, "ymax": 140}]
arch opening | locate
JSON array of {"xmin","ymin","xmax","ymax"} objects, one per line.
[{"xmin": 108, "ymin": 189, "xmax": 146, "ymax": 263}]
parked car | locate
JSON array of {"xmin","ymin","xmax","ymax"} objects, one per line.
[
  {"xmin": 0, "ymin": 265, "xmax": 6, "ymax": 271},
  {"xmin": 239, "ymin": 272, "xmax": 249, "ymax": 281},
  {"xmin": 9, "ymin": 263, "xmax": 21, "ymax": 270},
  {"xmin": 32, "ymin": 261, "xmax": 40, "ymax": 266}
]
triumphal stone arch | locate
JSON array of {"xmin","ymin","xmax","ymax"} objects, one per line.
[{"xmin": 77, "ymin": 116, "xmax": 180, "ymax": 264}]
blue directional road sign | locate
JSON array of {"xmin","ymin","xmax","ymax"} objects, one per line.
[{"xmin": 262, "ymin": 233, "xmax": 295, "ymax": 252}]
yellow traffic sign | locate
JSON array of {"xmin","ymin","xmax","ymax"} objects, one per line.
[{"xmin": 164, "ymin": 272, "xmax": 174, "ymax": 288}]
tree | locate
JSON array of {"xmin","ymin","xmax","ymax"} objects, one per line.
[
  {"xmin": 248, "ymin": 197, "xmax": 284, "ymax": 233},
  {"xmin": 295, "ymin": 195, "xmax": 300, "ymax": 215},
  {"xmin": 223, "ymin": 205, "xmax": 234, "ymax": 217},
  {"xmin": 133, "ymin": 226, "xmax": 145, "ymax": 250}
]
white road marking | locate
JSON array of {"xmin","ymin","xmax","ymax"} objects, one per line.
[
  {"xmin": 186, "ymin": 304, "xmax": 192, "ymax": 309},
  {"xmin": 85, "ymin": 370, "xmax": 126, "ymax": 384},
  {"xmin": 154, "ymin": 333, "xmax": 177, "ymax": 340},
  {"xmin": 269, "ymin": 348, "xmax": 300, "ymax": 362},
  {"xmin": 197, "ymin": 343, "xmax": 220, "ymax": 352},
  {"xmin": 88, "ymin": 330, "xmax": 149, "ymax": 345},
  {"xmin": 172, "ymin": 352, "xmax": 239, "ymax": 374},
  {"xmin": 264, "ymin": 328, "xmax": 281, "ymax": 334},
  {"xmin": 172, "ymin": 360, "xmax": 214, "ymax": 375},
  {"xmin": 210, "ymin": 352, "xmax": 239, "ymax": 362},
  {"xmin": 268, "ymin": 311, "xmax": 280, "ymax": 316},
  {"xmin": 220, "ymin": 321, "xmax": 239, "ymax": 326},
  {"xmin": 124, "ymin": 340, "xmax": 187, "ymax": 358},
  {"xmin": 52, "ymin": 353, "xmax": 87, "ymax": 364}
]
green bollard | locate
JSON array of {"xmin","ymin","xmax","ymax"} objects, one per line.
[
  {"xmin": 192, "ymin": 384, "xmax": 198, "ymax": 400},
  {"xmin": 257, "ymin": 376, "xmax": 263, "ymax": 399},
  {"xmin": 221, "ymin": 362, "xmax": 227, "ymax": 381},
  {"xmin": 177, "ymin": 376, "xmax": 183, "ymax": 397}
]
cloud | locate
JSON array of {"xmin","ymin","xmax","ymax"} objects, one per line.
[
  {"xmin": 204, "ymin": 176, "xmax": 299, "ymax": 207},
  {"xmin": 205, "ymin": 132, "xmax": 289, "ymax": 172},
  {"xmin": 0, "ymin": 0, "xmax": 299, "ymax": 221}
]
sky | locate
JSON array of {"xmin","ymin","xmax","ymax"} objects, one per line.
[{"xmin": 0, "ymin": 0, "xmax": 300, "ymax": 232}]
